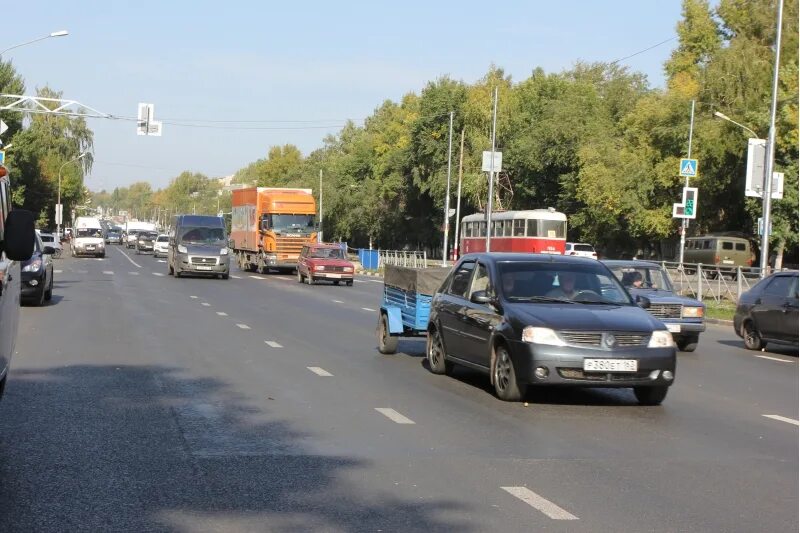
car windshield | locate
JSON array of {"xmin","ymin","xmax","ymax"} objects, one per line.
[
  {"xmin": 77, "ymin": 228, "xmax": 102, "ymax": 238},
  {"xmin": 156, "ymin": 236, "xmax": 169, "ymax": 242},
  {"xmin": 270, "ymin": 214, "xmax": 315, "ymax": 234},
  {"xmin": 608, "ymin": 265, "xmax": 673, "ymax": 291},
  {"xmin": 40, "ymin": 235, "xmax": 54, "ymax": 243},
  {"xmin": 139, "ymin": 232, "xmax": 157, "ymax": 240},
  {"xmin": 498, "ymin": 261, "xmax": 632, "ymax": 305},
  {"xmin": 573, "ymin": 244, "xmax": 594, "ymax": 252},
  {"xmin": 310, "ymin": 248, "xmax": 344, "ymax": 259},
  {"xmin": 180, "ymin": 226, "xmax": 225, "ymax": 243}
]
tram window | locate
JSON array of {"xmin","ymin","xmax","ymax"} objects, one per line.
[
  {"xmin": 526, "ymin": 219, "xmax": 537, "ymax": 237},
  {"xmin": 513, "ymin": 220, "xmax": 525, "ymax": 236},
  {"xmin": 503, "ymin": 221, "xmax": 512, "ymax": 236},
  {"xmin": 479, "ymin": 222, "xmax": 486, "ymax": 237}
]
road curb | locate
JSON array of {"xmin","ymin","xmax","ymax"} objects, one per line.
[
  {"xmin": 357, "ymin": 270, "xmax": 383, "ymax": 278},
  {"xmin": 706, "ymin": 318, "xmax": 734, "ymax": 326}
]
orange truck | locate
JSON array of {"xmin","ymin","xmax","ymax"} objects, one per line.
[{"xmin": 230, "ymin": 187, "xmax": 318, "ymax": 273}]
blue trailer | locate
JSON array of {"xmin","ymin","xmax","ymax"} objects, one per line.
[{"xmin": 377, "ymin": 265, "xmax": 451, "ymax": 354}]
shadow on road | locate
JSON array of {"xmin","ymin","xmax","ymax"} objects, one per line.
[
  {"xmin": 0, "ymin": 365, "xmax": 472, "ymax": 532},
  {"xmin": 717, "ymin": 339, "xmax": 799, "ymax": 356}
]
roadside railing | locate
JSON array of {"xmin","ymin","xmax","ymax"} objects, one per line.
[
  {"xmin": 379, "ymin": 249, "xmax": 428, "ymax": 269},
  {"xmin": 659, "ymin": 262, "xmax": 768, "ymax": 303}
]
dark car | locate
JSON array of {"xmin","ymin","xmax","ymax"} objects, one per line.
[
  {"xmin": 604, "ymin": 260, "xmax": 705, "ymax": 352},
  {"xmin": 136, "ymin": 231, "xmax": 158, "ymax": 254},
  {"xmin": 21, "ymin": 233, "xmax": 55, "ymax": 306},
  {"xmin": 426, "ymin": 253, "xmax": 677, "ymax": 405},
  {"xmin": 734, "ymin": 271, "xmax": 798, "ymax": 350},
  {"xmin": 105, "ymin": 227, "xmax": 123, "ymax": 244},
  {"xmin": 297, "ymin": 243, "xmax": 354, "ymax": 285}
]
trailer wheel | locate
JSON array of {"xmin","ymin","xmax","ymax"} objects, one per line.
[{"xmin": 377, "ymin": 314, "xmax": 398, "ymax": 354}]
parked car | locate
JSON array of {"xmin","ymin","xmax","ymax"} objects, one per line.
[
  {"xmin": 426, "ymin": 253, "xmax": 677, "ymax": 405},
  {"xmin": 683, "ymin": 235, "xmax": 755, "ymax": 276},
  {"xmin": 565, "ymin": 242, "xmax": 598, "ymax": 259},
  {"xmin": 21, "ymin": 233, "xmax": 55, "ymax": 306},
  {"xmin": 37, "ymin": 231, "xmax": 62, "ymax": 258},
  {"xmin": 297, "ymin": 243, "xmax": 354, "ymax": 285},
  {"xmin": 603, "ymin": 260, "xmax": 705, "ymax": 352},
  {"xmin": 153, "ymin": 234, "xmax": 169, "ymax": 257},
  {"xmin": 733, "ymin": 271, "xmax": 798, "ymax": 350},
  {"xmin": 136, "ymin": 231, "xmax": 158, "ymax": 254}
]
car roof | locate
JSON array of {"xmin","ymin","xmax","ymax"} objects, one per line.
[
  {"xmin": 602, "ymin": 260, "xmax": 662, "ymax": 268},
  {"xmin": 309, "ymin": 243, "xmax": 343, "ymax": 249},
  {"xmin": 459, "ymin": 253, "xmax": 598, "ymax": 265}
]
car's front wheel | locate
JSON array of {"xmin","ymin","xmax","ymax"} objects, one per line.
[
  {"xmin": 742, "ymin": 320, "xmax": 764, "ymax": 350},
  {"xmin": 493, "ymin": 344, "xmax": 526, "ymax": 401},
  {"xmin": 677, "ymin": 335, "xmax": 698, "ymax": 352},
  {"xmin": 427, "ymin": 327, "xmax": 453, "ymax": 375},
  {"xmin": 633, "ymin": 385, "xmax": 669, "ymax": 406}
]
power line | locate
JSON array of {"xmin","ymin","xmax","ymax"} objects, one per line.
[{"xmin": 610, "ymin": 36, "xmax": 677, "ymax": 65}]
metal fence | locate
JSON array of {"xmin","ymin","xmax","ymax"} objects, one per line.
[
  {"xmin": 660, "ymin": 262, "xmax": 772, "ymax": 303},
  {"xmin": 378, "ymin": 249, "xmax": 428, "ymax": 269}
]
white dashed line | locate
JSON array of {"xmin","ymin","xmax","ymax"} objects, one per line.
[
  {"xmin": 307, "ymin": 366, "xmax": 333, "ymax": 376},
  {"xmin": 375, "ymin": 408, "xmax": 415, "ymax": 425},
  {"xmin": 265, "ymin": 341, "xmax": 282, "ymax": 348},
  {"xmin": 129, "ymin": 271, "xmax": 139, "ymax": 275},
  {"xmin": 501, "ymin": 487, "xmax": 579, "ymax": 520},
  {"xmin": 54, "ymin": 270, "xmax": 63, "ymax": 274},
  {"xmin": 762, "ymin": 414, "xmax": 800, "ymax": 426},
  {"xmin": 157, "ymin": 260, "xmax": 166, "ymax": 263},
  {"xmin": 201, "ymin": 303, "xmax": 211, "ymax": 307},
  {"xmin": 153, "ymin": 272, "xmax": 165, "ymax": 277},
  {"xmin": 249, "ymin": 275, "xmax": 262, "ymax": 280},
  {"xmin": 756, "ymin": 355, "xmax": 795, "ymax": 363},
  {"xmin": 189, "ymin": 295, "xmax": 198, "ymax": 299},
  {"xmin": 102, "ymin": 271, "xmax": 114, "ymax": 275},
  {"xmin": 332, "ymin": 300, "xmax": 344, "ymax": 303},
  {"xmin": 236, "ymin": 324, "xmax": 251, "ymax": 330},
  {"xmin": 216, "ymin": 311, "xmax": 228, "ymax": 316},
  {"xmin": 274, "ymin": 276, "xmax": 290, "ymax": 281},
  {"xmin": 353, "ymin": 279, "xmax": 366, "ymax": 283},
  {"xmin": 115, "ymin": 247, "xmax": 141, "ymax": 268},
  {"xmin": 368, "ymin": 279, "xmax": 383, "ymax": 283},
  {"xmin": 231, "ymin": 275, "xmax": 242, "ymax": 279},
  {"xmin": 362, "ymin": 307, "xmax": 376, "ymax": 312}
]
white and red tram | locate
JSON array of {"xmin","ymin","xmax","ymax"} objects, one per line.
[{"xmin": 458, "ymin": 209, "xmax": 567, "ymax": 256}]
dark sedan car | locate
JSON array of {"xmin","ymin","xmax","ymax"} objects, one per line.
[
  {"xmin": 734, "ymin": 271, "xmax": 798, "ymax": 350},
  {"xmin": 427, "ymin": 254, "xmax": 677, "ymax": 405},
  {"xmin": 21, "ymin": 233, "xmax": 55, "ymax": 306},
  {"xmin": 136, "ymin": 231, "xmax": 158, "ymax": 254}
]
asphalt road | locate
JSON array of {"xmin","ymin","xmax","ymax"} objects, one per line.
[{"xmin": 0, "ymin": 246, "xmax": 796, "ymax": 532}]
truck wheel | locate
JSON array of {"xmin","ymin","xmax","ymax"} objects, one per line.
[{"xmin": 377, "ymin": 314, "xmax": 398, "ymax": 354}]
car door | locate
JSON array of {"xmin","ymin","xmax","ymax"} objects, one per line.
[
  {"xmin": 778, "ymin": 275, "xmax": 798, "ymax": 343},
  {"xmin": 753, "ymin": 275, "xmax": 794, "ymax": 340},
  {"xmin": 0, "ymin": 179, "xmax": 20, "ymax": 385},
  {"xmin": 298, "ymin": 246, "xmax": 308, "ymax": 275},
  {"xmin": 437, "ymin": 260, "xmax": 475, "ymax": 357},
  {"xmin": 459, "ymin": 262, "xmax": 501, "ymax": 367}
]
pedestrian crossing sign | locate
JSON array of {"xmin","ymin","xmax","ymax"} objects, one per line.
[{"xmin": 679, "ymin": 158, "xmax": 698, "ymax": 178}]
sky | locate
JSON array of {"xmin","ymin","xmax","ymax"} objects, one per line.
[{"xmin": 3, "ymin": 1, "xmax": 683, "ymax": 191}]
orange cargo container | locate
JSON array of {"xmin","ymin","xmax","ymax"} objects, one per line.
[{"xmin": 230, "ymin": 187, "xmax": 317, "ymax": 273}]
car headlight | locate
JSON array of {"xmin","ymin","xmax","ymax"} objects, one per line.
[
  {"xmin": 648, "ymin": 330, "xmax": 674, "ymax": 348},
  {"xmin": 522, "ymin": 326, "xmax": 566, "ymax": 346},
  {"xmin": 343, "ymin": 266, "xmax": 353, "ymax": 272},
  {"xmin": 177, "ymin": 245, "xmax": 188, "ymax": 254},
  {"xmin": 682, "ymin": 306, "xmax": 703, "ymax": 318},
  {"xmin": 22, "ymin": 259, "xmax": 42, "ymax": 272},
  {"xmin": 314, "ymin": 265, "xmax": 325, "ymax": 271},
  {"xmin": 219, "ymin": 248, "xmax": 229, "ymax": 255}
]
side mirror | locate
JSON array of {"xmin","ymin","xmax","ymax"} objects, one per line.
[
  {"xmin": 4, "ymin": 210, "xmax": 35, "ymax": 261},
  {"xmin": 42, "ymin": 246, "xmax": 56, "ymax": 255},
  {"xmin": 636, "ymin": 295, "xmax": 651, "ymax": 309},
  {"xmin": 470, "ymin": 290, "xmax": 492, "ymax": 304},
  {"xmin": 260, "ymin": 221, "xmax": 269, "ymax": 231}
]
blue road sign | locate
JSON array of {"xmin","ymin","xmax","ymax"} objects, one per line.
[
  {"xmin": 0, "ymin": 151, "xmax": 5, "ymax": 165},
  {"xmin": 679, "ymin": 158, "xmax": 698, "ymax": 177}
]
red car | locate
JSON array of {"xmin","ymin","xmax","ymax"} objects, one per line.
[{"xmin": 296, "ymin": 244, "xmax": 355, "ymax": 286}]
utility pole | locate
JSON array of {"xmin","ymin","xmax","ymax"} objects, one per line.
[
  {"xmin": 453, "ymin": 128, "xmax": 466, "ymax": 260},
  {"xmin": 759, "ymin": 0, "xmax": 784, "ymax": 277},
  {"xmin": 441, "ymin": 111, "xmax": 454, "ymax": 266},
  {"xmin": 678, "ymin": 100, "xmax": 695, "ymax": 265},
  {"xmin": 318, "ymin": 169, "xmax": 323, "ymax": 243},
  {"xmin": 486, "ymin": 87, "xmax": 498, "ymax": 252}
]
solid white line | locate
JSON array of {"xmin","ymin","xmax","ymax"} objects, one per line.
[
  {"xmin": 54, "ymin": 270, "xmax": 63, "ymax": 274},
  {"xmin": 102, "ymin": 271, "xmax": 114, "ymax": 275},
  {"xmin": 755, "ymin": 355, "xmax": 795, "ymax": 363},
  {"xmin": 368, "ymin": 279, "xmax": 383, "ymax": 283},
  {"xmin": 332, "ymin": 300, "xmax": 344, "ymax": 303},
  {"xmin": 762, "ymin": 414, "xmax": 800, "ymax": 426},
  {"xmin": 374, "ymin": 408, "xmax": 415, "ymax": 425},
  {"xmin": 249, "ymin": 275, "xmax": 262, "ymax": 279},
  {"xmin": 236, "ymin": 324, "xmax": 251, "ymax": 330},
  {"xmin": 362, "ymin": 307, "xmax": 376, "ymax": 312},
  {"xmin": 265, "ymin": 340, "xmax": 282, "ymax": 348},
  {"xmin": 129, "ymin": 271, "xmax": 139, "ymax": 276},
  {"xmin": 274, "ymin": 276, "xmax": 290, "ymax": 281},
  {"xmin": 231, "ymin": 275, "xmax": 242, "ymax": 279},
  {"xmin": 201, "ymin": 302, "xmax": 211, "ymax": 307},
  {"xmin": 115, "ymin": 247, "xmax": 141, "ymax": 268},
  {"xmin": 153, "ymin": 272, "xmax": 165, "ymax": 277},
  {"xmin": 307, "ymin": 366, "xmax": 333, "ymax": 376},
  {"xmin": 216, "ymin": 311, "xmax": 228, "ymax": 316},
  {"xmin": 500, "ymin": 487, "xmax": 579, "ymax": 520},
  {"xmin": 353, "ymin": 279, "xmax": 366, "ymax": 283}
]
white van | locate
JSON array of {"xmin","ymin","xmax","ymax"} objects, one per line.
[{"xmin": 72, "ymin": 217, "xmax": 106, "ymax": 257}]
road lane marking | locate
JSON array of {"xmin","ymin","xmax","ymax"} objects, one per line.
[
  {"xmin": 353, "ymin": 280, "xmax": 366, "ymax": 283},
  {"xmin": 54, "ymin": 270, "xmax": 63, "ymax": 274},
  {"xmin": 274, "ymin": 276, "xmax": 290, "ymax": 280},
  {"xmin": 231, "ymin": 275, "xmax": 242, "ymax": 279},
  {"xmin": 755, "ymin": 355, "xmax": 795, "ymax": 363},
  {"xmin": 201, "ymin": 303, "xmax": 211, "ymax": 307},
  {"xmin": 157, "ymin": 260, "xmax": 166, "ymax": 263},
  {"xmin": 265, "ymin": 341, "xmax": 282, "ymax": 348},
  {"xmin": 102, "ymin": 271, "xmax": 114, "ymax": 275},
  {"xmin": 369, "ymin": 279, "xmax": 383, "ymax": 283},
  {"xmin": 762, "ymin": 414, "xmax": 800, "ymax": 426},
  {"xmin": 249, "ymin": 275, "xmax": 262, "ymax": 280},
  {"xmin": 153, "ymin": 272, "xmax": 165, "ymax": 277},
  {"xmin": 500, "ymin": 487, "xmax": 579, "ymax": 520},
  {"xmin": 115, "ymin": 247, "xmax": 141, "ymax": 268},
  {"xmin": 129, "ymin": 271, "xmax": 139, "ymax": 275},
  {"xmin": 332, "ymin": 300, "xmax": 344, "ymax": 303},
  {"xmin": 216, "ymin": 311, "xmax": 228, "ymax": 316},
  {"xmin": 236, "ymin": 324, "xmax": 251, "ymax": 330},
  {"xmin": 362, "ymin": 307, "xmax": 376, "ymax": 312},
  {"xmin": 190, "ymin": 295, "xmax": 198, "ymax": 299},
  {"xmin": 375, "ymin": 408, "xmax": 415, "ymax": 425},
  {"xmin": 307, "ymin": 366, "xmax": 333, "ymax": 376}
]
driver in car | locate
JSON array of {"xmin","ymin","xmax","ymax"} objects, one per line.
[{"xmin": 546, "ymin": 272, "xmax": 579, "ymax": 300}]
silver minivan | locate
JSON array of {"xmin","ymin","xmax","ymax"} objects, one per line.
[{"xmin": 168, "ymin": 215, "xmax": 230, "ymax": 279}]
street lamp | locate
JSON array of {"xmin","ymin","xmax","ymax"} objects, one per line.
[
  {"xmin": 57, "ymin": 152, "xmax": 87, "ymax": 238},
  {"xmin": 0, "ymin": 30, "xmax": 69, "ymax": 59},
  {"xmin": 713, "ymin": 111, "xmax": 760, "ymax": 139}
]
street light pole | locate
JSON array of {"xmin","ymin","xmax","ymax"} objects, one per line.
[
  {"xmin": 453, "ymin": 128, "xmax": 465, "ymax": 260},
  {"xmin": 485, "ymin": 87, "xmax": 498, "ymax": 252},
  {"xmin": 0, "ymin": 30, "xmax": 69, "ymax": 59},
  {"xmin": 678, "ymin": 100, "xmax": 695, "ymax": 265},
  {"xmin": 441, "ymin": 111, "xmax": 454, "ymax": 266},
  {"xmin": 57, "ymin": 152, "xmax": 87, "ymax": 238},
  {"xmin": 759, "ymin": 0, "xmax": 784, "ymax": 277}
]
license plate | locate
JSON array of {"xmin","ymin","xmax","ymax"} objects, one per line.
[
  {"xmin": 722, "ymin": 259, "xmax": 734, "ymax": 265},
  {"xmin": 666, "ymin": 323, "xmax": 681, "ymax": 333},
  {"xmin": 195, "ymin": 265, "xmax": 213, "ymax": 271},
  {"xmin": 327, "ymin": 273, "xmax": 342, "ymax": 278},
  {"xmin": 86, "ymin": 246, "xmax": 95, "ymax": 250},
  {"xmin": 583, "ymin": 359, "xmax": 638, "ymax": 372}
]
